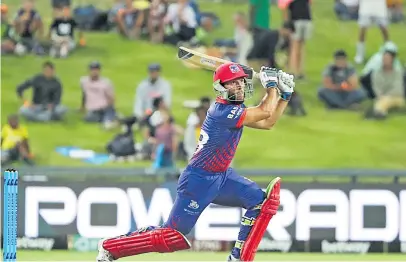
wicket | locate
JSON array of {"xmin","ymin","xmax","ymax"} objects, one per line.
[{"xmin": 3, "ymin": 170, "xmax": 18, "ymax": 262}]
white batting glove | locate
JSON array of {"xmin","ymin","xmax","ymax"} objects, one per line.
[
  {"xmin": 277, "ymin": 70, "xmax": 295, "ymax": 101},
  {"xmin": 259, "ymin": 66, "xmax": 278, "ymax": 89}
]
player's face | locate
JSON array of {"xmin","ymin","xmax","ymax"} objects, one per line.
[{"xmin": 224, "ymin": 77, "xmax": 245, "ymax": 101}]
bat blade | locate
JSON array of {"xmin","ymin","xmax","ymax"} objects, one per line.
[{"xmin": 178, "ymin": 46, "xmax": 259, "ymax": 79}]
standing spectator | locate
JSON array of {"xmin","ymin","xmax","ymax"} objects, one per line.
[
  {"xmin": 365, "ymin": 50, "xmax": 405, "ymax": 119},
  {"xmin": 1, "ymin": 114, "xmax": 34, "ymax": 166},
  {"xmin": 354, "ymin": 0, "xmax": 389, "ymax": 64},
  {"xmin": 151, "ymin": 110, "xmax": 179, "ymax": 168},
  {"xmin": 18, "ymin": 61, "xmax": 67, "ymax": 122},
  {"xmin": 13, "ymin": 0, "xmax": 43, "ymax": 53},
  {"xmin": 184, "ymin": 105, "xmax": 207, "ymax": 160},
  {"xmin": 281, "ymin": 0, "xmax": 312, "ymax": 79},
  {"xmin": 233, "ymin": 12, "xmax": 254, "ymax": 66},
  {"xmin": 49, "ymin": 7, "xmax": 82, "ymax": 58},
  {"xmin": 163, "ymin": 0, "xmax": 197, "ymax": 45},
  {"xmin": 318, "ymin": 50, "xmax": 365, "ymax": 110},
  {"xmin": 80, "ymin": 61, "xmax": 118, "ymax": 129},
  {"xmin": 140, "ymin": 96, "xmax": 170, "ymax": 159},
  {"xmin": 133, "ymin": 63, "xmax": 172, "ymax": 119},
  {"xmin": 249, "ymin": 0, "xmax": 270, "ymax": 54},
  {"xmin": 250, "ymin": 0, "xmax": 270, "ymax": 31}
]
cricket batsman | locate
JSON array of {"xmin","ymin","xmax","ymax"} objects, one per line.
[{"xmin": 96, "ymin": 63, "xmax": 295, "ymax": 262}]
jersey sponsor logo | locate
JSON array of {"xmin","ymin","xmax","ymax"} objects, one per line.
[{"xmin": 227, "ymin": 106, "xmax": 242, "ymax": 119}]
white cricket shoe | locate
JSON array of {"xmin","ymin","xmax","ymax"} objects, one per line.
[
  {"xmin": 96, "ymin": 239, "xmax": 114, "ymax": 262},
  {"xmin": 227, "ymin": 254, "xmax": 240, "ymax": 261}
]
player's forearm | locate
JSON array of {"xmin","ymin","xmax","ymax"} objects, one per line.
[
  {"xmin": 260, "ymin": 98, "xmax": 289, "ymax": 128},
  {"xmin": 258, "ymin": 88, "xmax": 278, "ymax": 112}
]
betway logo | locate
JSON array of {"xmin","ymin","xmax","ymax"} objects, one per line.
[
  {"xmin": 258, "ymin": 238, "xmax": 292, "ymax": 252},
  {"xmin": 321, "ymin": 240, "xmax": 370, "ymax": 254},
  {"xmin": 17, "ymin": 237, "xmax": 55, "ymax": 251},
  {"xmin": 24, "ymin": 187, "xmax": 406, "ymax": 241}
]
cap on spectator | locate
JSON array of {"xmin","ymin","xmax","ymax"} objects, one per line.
[
  {"xmin": 334, "ymin": 49, "xmax": 347, "ymax": 58},
  {"xmin": 148, "ymin": 63, "xmax": 161, "ymax": 71},
  {"xmin": 89, "ymin": 61, "xmax": 101, "ymax": 69},
  {"xmin": 382, "ymin": 41, "xmax": 398, "ymax": 55}
]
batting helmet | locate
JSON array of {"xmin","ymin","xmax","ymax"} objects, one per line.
[
  {"xmin": 212, "ymin": 63, "xmax": 253, "ymax": 103},
  {"xmin": 213, "ymin": 63, "xmax": 248, "ymax": 84}
]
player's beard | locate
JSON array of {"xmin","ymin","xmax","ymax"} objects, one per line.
[{"xmin": 228, "ymin": 89, "xmax": 244, "ymax": 104}]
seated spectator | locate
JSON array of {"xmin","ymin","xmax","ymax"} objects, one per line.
[
  {"xmin": 1, "ymin": 114, "xmax": 34, "ymax": 166},
  {"xmin": 18, "ymin": 61, "xmax": 67, "ymax": 122},
  {"xmin": 360, "ymin": 42, "xmax": 403, "ymax": 99},
  {"xmin": 147, "ymin": 0, "xmax": 168, "ymax": 43},
  {"xmin": 334, "ymin": 0, "xmax": 359, "ymax": 21},
  {"xmin": 365, "ymin": 50, "xmax": 405, "ymax": 119},
  {"xmin": 387, "ymin": 0, "xmax": 404, "ymax": 23},
  {"xmin": 318, "ymin": 50, "xmax": 365, "ymax": 110},
  {"xmin": 133, "ymin": 63, "xmax": 172, "ymax": 119},
  {"xmin": 1, "ymin": 4, "xmax": 18, "ymax": 54},
  {"xmin": 12, "ymin": 0, "xmax": 43, "ymax": 53},
  {"xmin": 80, "ymin": 61, "xmax": 118, "ymax": 129},
  {"xmin": 115, "ymin": 0, "xmax": 147, "ymax": 39},
  {"xmin": 163, "ymin": 0, "xmax": 197, "ymax": 45},
  {"xmin": 49, "ymin": 7, "xmax": 83, "ymax": 58}
]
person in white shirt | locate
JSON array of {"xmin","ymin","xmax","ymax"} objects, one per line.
[
  {"xmin": 133, "ymin": 63, "xmax": 172, "ymax": 119},
  {"xmin": 355, "ymin": 0, "xmax": 390, "ymax": 64},
  {"xmin": 163, "ymin": 0, "xmax": 197, "ymax": 45},
  {"xmin": 233, "ymin": 12, "xmax": 254, "ymax": 66}
]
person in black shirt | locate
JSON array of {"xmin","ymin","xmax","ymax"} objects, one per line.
[
  {"xmin": 282, "ymin": 0, "xmax": 312, "ymax": 79},
  {"xmin": 17, "ymin": 61, "xmax": 67, "ymax": 122},
  {"xmin": 49, "ymin": 7, "xmax": 82, "ymax": 58}
]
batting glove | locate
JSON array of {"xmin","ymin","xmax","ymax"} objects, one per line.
[
  {"xmin": 277, "ymin": 70, "xmax": 295, "ymax": 101},
  {"xmin": 259, "ymin": 66, "xmax": 278, "ymax": 89}
]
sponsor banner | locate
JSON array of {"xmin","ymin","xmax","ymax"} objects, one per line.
[
  {"xmin": 1, "ymin": 236, "xmax": 67, "ymax": 250},
  {"xmin": 15, "ymin": 180, "xmax": 406, "ymax": 253}
]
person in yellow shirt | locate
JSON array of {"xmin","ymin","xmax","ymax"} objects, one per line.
[{"xmin": 1, "ymin": 114, "xmax": 34, "ymax": 165}]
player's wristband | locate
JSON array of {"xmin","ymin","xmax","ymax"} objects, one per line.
[
  {"xmin": 280, "ymin": 92, "xmax": 292, "ymax": 101},
  {"xmin": 265, "ymin": 81, "xmax": 277, "ymax": 88}
]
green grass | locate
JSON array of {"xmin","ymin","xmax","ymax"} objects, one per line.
[
  {"xmin": 11, "ymin": 250, "xmax": 406, "ymax": 261},
  {"xmin": 1, "ymin": 0, "xmax": 406, "ymax": 168}
]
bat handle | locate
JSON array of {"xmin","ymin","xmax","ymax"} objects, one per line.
[{"xmin": 253, "ymin": 71, "xmax": 260, "ymax": 79}]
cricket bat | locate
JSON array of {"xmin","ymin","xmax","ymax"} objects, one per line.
[{"xmin": 177, "ymin": 46, "xmax": 260, "ymax": 80}]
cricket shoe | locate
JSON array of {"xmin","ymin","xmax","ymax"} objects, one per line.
[
  {"xmin": 227, "ymin": 254, "xmax": 240, "ymax": 261},
  {"xmin": 96, "ymin": 239, "xmax": 114, "ymax": 262}
]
